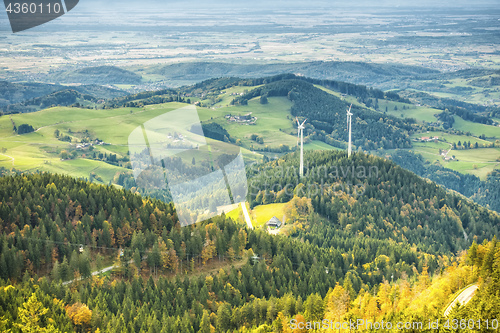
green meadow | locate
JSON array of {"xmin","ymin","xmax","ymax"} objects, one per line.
[
  {"xmin": 304, "ymin": 140, "xmax": 340, "ymax": 151},
  {"xmin": 405, "ymin": 131, "xmax": 500, "ymax": 179},
  {"xmin": 452, "ymin": 116, "xmax": 500, "ymax": 138},
  {"xmin": 226, "ymin": 202, "xmax": 287, "ymax": 229},
  {"xmin": 206, "ymin": 96, "xmax": 298, "ymax": 148},
  {"xmin": 0, "ymin": 102, "xmax": 267, "ymax": 183},
  {"xmin": 445, "ymin": 148, "xmax": 500, "ymax": 179},
  {"xmin": 250, "ymin": 203, "xmax": 287, "ymax": 228}
]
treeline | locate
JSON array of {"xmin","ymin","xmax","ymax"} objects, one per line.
[
  {"xmin": 390, "ymin": 149, "xmax": 500, "ymax": 212},
  {"xmin": 436, "ymin": 110, "xmax": 455, "ymax": 129},
  {"xmin": 105, "ymin": 93, "xmax": 190, "ymax": 109},
  {"xmin": 104, "ymin": 88, "xmax": 176, "ymax": 108}
]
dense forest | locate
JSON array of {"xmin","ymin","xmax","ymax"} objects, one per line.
[
  {"xmin": 248, "ymin": 151, "xmax": 498, "ymax": 252},
  {"xmin": 0, "ymin": 150, "xmax": 498, "ymax": 331}
]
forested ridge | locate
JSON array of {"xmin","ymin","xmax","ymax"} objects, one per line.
[
  {"xmin": 232, "ymin": 79, "xmax": 415, "ymax": 149},
  {"xmin": 0, "ymin": 150, "xmax": 498, "ymax": 332},
  {"xmin": 248, "ymin": 151, "xmax": 499, "ymax": 253}
]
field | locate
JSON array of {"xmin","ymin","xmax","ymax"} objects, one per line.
[
  {"xmin": 225, "ymin": 203, "xmax": 245, "ymax": 223},
  {"xmin": 445, "ymin": 148, "xmax": 500, "ymax": 179},
  {"xmin": 207, "ymin": 97, "xmax": 298, "ymax": 148},
  {"xmin": 404, "ymin": 131, "xmax": 500, "ymax": 179},
  {"xmin": 452, "ymin": 116, "xmax": 500, "ymax": 138},
  {"xmin": 225, "ymin": 202, "xmax": 287, "ymax": 229},
  {"xmin": 304, "ymin": 140, "xmax": 340, "ymax": 151},
  {"xmin": 412, "ymin": 132, "xmax": 492, "ymax": 146},
  {"xmin": 380, "ymin": 104, "xmax": 440, "ymax": 123},
  {"xmin": 250, "ymin": 203, "xmax": 287, "ymax": 229}
]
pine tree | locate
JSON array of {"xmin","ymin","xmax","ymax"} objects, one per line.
[
  {"xmin": 198, "ymin": 310, "xmax": 211, "ymax": 333},
  {"xmin": 216, "ymin": 303, "xmax": 232, "ymax": 332},
  {"xmin": 15, "ymin": 293, "xmax": 60, "ymax": 333}
]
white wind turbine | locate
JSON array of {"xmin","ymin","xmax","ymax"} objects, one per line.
[
  {"xmin": 296, "ymin": 117, "xmax": 307, "ymax": 177},
  {"xmin": 347, "ymin": 104, "xmax": 353, "ymax": 158}
]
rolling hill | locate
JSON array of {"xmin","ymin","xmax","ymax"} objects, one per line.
[
  {"xmin": 51, "ymin": 66, "xmax": 143, "ymax": 85},
  {"xmin": 0, "ymin": 150, "xmax": 498, "ymax": 332},
  {"xmin": 0, "ymin": 81, "xmax": 128, "ymax": 114}
]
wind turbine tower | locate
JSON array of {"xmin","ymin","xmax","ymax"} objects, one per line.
[
  {"xmin": 347, "ymin": 104, "xmax": 353, "ymax": 158},
  {"xmin": 296, "ymin": 117, "xmax": 307, "ymax": 177}
]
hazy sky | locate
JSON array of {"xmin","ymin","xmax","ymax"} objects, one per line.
[{"xmin": 77, "ymin": 0, "xmax": 500, "ymax": 10}]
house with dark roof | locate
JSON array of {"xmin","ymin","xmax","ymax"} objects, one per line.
[{"xmin": 266, "ymin": 216, "xmax": 282, "ymax": 228}]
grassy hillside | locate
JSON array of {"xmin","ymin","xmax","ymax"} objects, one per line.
[
  {"xmin": 452, "ymin": 115, "xmax": 500, "ymax": 137},
  {"xmin": 250, "ymin": 203, "xmax": 287, "ymax": 228},
  {"xmin": 0, "ymin": 101, "xmax": 266, "ymax": 184},
  {"xmin": 210, "ymin": 97, "xmax": 297, "ymax": 148}
]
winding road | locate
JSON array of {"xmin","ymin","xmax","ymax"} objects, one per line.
[
  {"xmin": 62, "ymin": 264, "xmax": 116, "ymax": 285},
  {"xmin": 0, "ymin": 153, "xmax": 14, "ymax": 166},
  {"xmin": 444, "ymin": 284, "xmax": 479, "ymax": 317}
]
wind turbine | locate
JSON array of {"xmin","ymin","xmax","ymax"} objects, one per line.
[
  {"xmin": 347, "ymin": 104, "xmax": 353, "ymax": 158},
  {"xmin": 296, "ymin": 117, "xmax": 307, "ymax": 177}
]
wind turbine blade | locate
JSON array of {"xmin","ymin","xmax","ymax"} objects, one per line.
[
  {"xmin": 296, "ymin": 117, "xmax": 300, "ymax": 126},
  {"xmin": 301, "ymin": 119, "xmax": 307, "ymax": 126}
]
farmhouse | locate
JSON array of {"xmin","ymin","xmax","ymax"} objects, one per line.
[
  {"xmin": 419, "ymin": 136, "xmax": 439, "ymax": 142},
  {"xmin": 225, "ymin": 112, "xmax": 257, "ymax": 124},
  {"xmin": 266, "ymin": 216, "xmax": 282, "ymax": 228}
]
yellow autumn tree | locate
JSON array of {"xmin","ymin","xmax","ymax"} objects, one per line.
[
  {"xmin": 324, "ymin": 283, "xmax": 350, "ymax": 324},
  {"xmin": 202, "ymin": 239, "xmax": 217, "ymax": 265},
  {"xmin": 15, "ymin": 293, "xmax": 60, "ymax": 333},
  {"xmin": 284, "ymin": 196, "xmax": 313, "ymax": 225},
  {"xmin": 159, "ymin": 239, "xmax": 178, "ymax": 272},
  {"xmin": 65, "ymin": 302, "xmax": 92, "ymax": 330}
]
